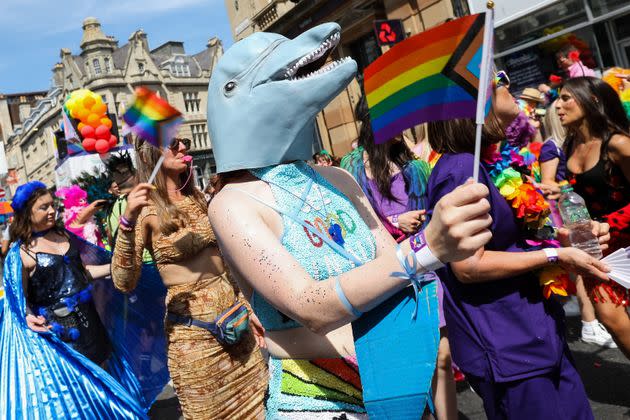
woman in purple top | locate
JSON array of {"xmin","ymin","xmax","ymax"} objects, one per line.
[
  {"xmin": 342, "ymin": 97, "xmax": 457, "ymax": 420},
  {"xmin": 426, "ymin": 75, "xmax": 611, "ymax": 419}
]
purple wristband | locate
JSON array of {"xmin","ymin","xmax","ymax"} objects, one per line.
[
  {"xmin": 409, "ymin": 231, "xmax": 428, "ymax": 252},
  {"xmin": 119, "ymin": 215, "xmax": 136, "ymax": 228}
]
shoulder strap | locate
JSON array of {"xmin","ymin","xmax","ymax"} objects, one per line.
[
  {"xmin": 226, "ymin": 187, "xmax": 363, "ymax": 266},
  {"xmin": 20, "ymin": 246, "xmax": 37, "ymax": 262}
]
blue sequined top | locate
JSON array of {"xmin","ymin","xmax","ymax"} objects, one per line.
[{"xmin": 250, "ymin": 161, "xmax": 377, "ymax": 330}]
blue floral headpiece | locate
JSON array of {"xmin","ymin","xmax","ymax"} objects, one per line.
[{"xmin": 11, "ymin": 181, "xmax": 47, "ymax": 213}]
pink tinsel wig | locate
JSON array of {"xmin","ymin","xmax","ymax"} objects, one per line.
[{"xmin": 55, "ymin": 185, "xmax": 88, "ymax": 209}]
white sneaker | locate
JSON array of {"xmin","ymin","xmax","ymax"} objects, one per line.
[{"xmin": 581, "ymin": 322, "xmax": 618, "ymax": 348}]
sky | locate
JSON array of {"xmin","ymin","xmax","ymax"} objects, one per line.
[{"xmin": 0, "ymin": 0, "xmax": 234, "ymax": 94}]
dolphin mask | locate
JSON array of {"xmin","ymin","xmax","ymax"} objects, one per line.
[{"xmin": 207, "ymin": 23, "xmax": 357, "ymax": 173}]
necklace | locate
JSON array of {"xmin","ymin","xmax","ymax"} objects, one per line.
[
  {"xmin": 262, "ymin": 165, "xmax": 346, "ymax": 247},
  {"xmin": 32, "ymin": 228, "xmax": 52, "ymax": 238}
]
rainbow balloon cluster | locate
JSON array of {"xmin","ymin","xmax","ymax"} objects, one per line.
[{"xmin": 64, "ymin": 89, "xmax": 118, "ymax": 154}]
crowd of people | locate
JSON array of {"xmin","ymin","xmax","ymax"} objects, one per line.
[{"xmin": 1, "ymin": 23, "xmax": 629, "ymax": 420}]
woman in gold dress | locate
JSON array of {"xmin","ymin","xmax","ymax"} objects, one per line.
[{"xmin": 111, "ymin": 137, "xmax": 267, "ymax": 419}]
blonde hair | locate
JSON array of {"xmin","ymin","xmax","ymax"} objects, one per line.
[
  {"xmin": 543, "ymin": 100, "xmax": 567, "ymax": 146},
  {"xmin": 134, "ymin": 137, "xmax": 207, "ymax": 235}
]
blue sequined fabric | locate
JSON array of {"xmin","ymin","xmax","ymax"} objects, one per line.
[{"xmin": 249, "ymin": 161, "xmax": 377, "ymax": 331}]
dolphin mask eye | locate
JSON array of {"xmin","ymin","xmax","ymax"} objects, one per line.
[{"xmin": 224, "ymin": 80, "xmax": 237, "ymax": 96}]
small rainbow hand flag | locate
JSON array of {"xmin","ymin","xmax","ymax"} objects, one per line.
[
  {"xmin": 123, "ymin": 87, "xmax": 182, "ymax": 148},
  {"xmin": 364, "ymin": 13, "xmax": 494, "ymax": 144}
]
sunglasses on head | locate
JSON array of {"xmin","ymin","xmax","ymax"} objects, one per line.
[{"xmin": 494, "ymin": 70, "xmax": 510, "ymax": 89}]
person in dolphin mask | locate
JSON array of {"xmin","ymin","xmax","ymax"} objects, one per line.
[{"xmin": 208, "ymin": 22, "xmax": 493, "ymax": 418}]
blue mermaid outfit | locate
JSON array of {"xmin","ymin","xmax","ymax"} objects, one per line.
[
  {"xmin": 0, "ymin": 232, "xmax": 168, "ymax": 418},
  {"xmin": 248, "ymin": 162, "xmax": 439, "ymax": 418}
]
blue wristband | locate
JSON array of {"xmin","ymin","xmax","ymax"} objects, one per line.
[{"xmin": 334, "ymin": 277, "xmax": 363, "ymax": 318}]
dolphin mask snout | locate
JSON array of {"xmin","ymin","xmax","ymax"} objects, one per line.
[{"xmin": 208, "ymin": 23, "xmax": 357, "ymax": 173}]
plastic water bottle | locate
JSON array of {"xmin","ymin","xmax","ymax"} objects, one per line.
[{"xmin": 558, "ymin": 183, "xmax": 602, "ymax": 259}]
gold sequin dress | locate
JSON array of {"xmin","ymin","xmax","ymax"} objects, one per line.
[{"xmin": 112, "ymin": 195, "xmax": 268, "ymax": 419}]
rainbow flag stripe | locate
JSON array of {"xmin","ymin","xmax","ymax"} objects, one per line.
[
  {"xmin": 365, "ymin": 13, "xmax": 488, "ymax": 144},
  {"xmin": 123, "ymin": 87, "xmax": 182, "ymax": 148}
]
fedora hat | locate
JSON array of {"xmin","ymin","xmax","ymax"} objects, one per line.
[{"xmin": 519, "ymin": 87, "xmax": 544, "ymax": 103}]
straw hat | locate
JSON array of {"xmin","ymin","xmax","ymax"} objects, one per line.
[{"xmin": 520, "ymin": 87, "xmax": 544, "ymax": 103}]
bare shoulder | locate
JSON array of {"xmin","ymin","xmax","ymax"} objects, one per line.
[
  {"xmin": 608, "ymin": 134, "xmax": 630, "ymax": 167},
  {"xmin": 608, "ymin": 133, "xmax": 630, "ymax": 156},
  {"xmin": 137, "ymin": 203, "xmax": 159, "ymax": 232},
  {"xmin": 209, "ymin": 177, "xmax": 283, "ymax": 238},
  {"xmin": 19, "ymin": 247, "xmax": 36, "ymax": 271},
  {"xmin": 209, "ymin": 178, "xmax": 270, "ymax": 216}
]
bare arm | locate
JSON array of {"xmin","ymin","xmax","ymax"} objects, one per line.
[
  {"xmin": 539, "ymin": 158, "xmax": 559, "ymax": 186},
  {"xmin": 20, "ymin": 248, "xmax": 48, "ymax": 332},
  {"xmin": 111, "ymin": 184, "xmax": 154, "ymax": 293},
  {"xmin": 72, "ymin": 200, "xmax": 106, "ymax": 226},
  {"xmin": 451, "ymin": 236, "xmax": 610, "ymax": 284},
  {"xmin": 609, "ymin": 134, "xmax": 630, "ymax": 185},
  {"xmin": 86, "ymin": 264, "xmax": 112, "ymax": 280},
  {"xmin": 210, "ymin": 172, "xmax": 492, "ymax": 335}
]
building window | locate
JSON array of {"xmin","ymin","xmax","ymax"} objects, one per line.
[
  {"xmin": 191, "ymin": 123, "xmax": 208, "ymax": 149},
  {"xmin": 138, "ymin": 61, "xmax": 145, "ymax": 72},
  {"xmin": 104, "ymin": 57, "xmax": 111, "ymax": 73},
  {"xmin": 184, "ymin": 92, "xmax": 201, "ymax": 113},
  {"xmin": 93, "ymin": 59, "xmax": 102, "ymax": 75},
  {"xmin": 171, "ymin": 57, "xmax": 191, "ymax": 77}
]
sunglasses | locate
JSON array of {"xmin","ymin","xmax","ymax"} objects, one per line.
[
  {"xmin": 494, "ymin": 70, "xmax": 510, "ymax": 89},
  {"xmin": 168, "ymin": 138, "xmax": 191, "ymax": 151}
]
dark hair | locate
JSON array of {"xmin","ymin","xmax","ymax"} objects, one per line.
[
  {"xmin": 106, "ymin": 150, "xmax": 135, "ymax": 188},
  {"xmin": 426, "ymin": 107, "xmax": 505, "ymax": 154},
  {"xmin": 561, "ymin": 77, "xmax": 630, "ymax": 180},
  {"xmin": 355, "ymin": 96, "xmax": 416, "ymax": 202},
  {"xmin": 10, "ymin": 188, "xmax": 61, "ymax": 245}
]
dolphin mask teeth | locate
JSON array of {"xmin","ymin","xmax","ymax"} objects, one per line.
[{"xmin": 283, "ymin": 31, "xmax": 342, "ymax": 80}]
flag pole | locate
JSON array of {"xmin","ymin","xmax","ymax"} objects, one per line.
[{"xmin": 473, "ymin": 1, "xmax": 495, "ymax": 182}]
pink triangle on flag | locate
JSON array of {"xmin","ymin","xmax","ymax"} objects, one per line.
[{"xmin": 62, "ymin": 110, "xmax": 80, "ymax": 144}]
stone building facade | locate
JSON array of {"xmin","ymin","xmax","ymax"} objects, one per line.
[
  {"xmin": 224, "ymin": 0, "xmax": 469, "ymax": 157},
  {"xmin": 0, "ymin": 17, "xmax": 223, "ymax": 196}
]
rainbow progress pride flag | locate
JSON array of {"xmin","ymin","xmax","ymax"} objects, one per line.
[
  {"xmin": 123, "ymin": 86, "xmax": 182, "ymax": 148},
  {"xmin": 365, "ymin": 13, "xmax": 492, "ymax": 144}
]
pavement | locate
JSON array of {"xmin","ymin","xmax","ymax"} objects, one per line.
[{"xmin": 150, "ymin": 299, "xmax": 630, "ymax": 420}]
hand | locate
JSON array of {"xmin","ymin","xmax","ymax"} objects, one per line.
[
  {"xmin": 396, "ymin": 210, "xmax": 426, "ymax": 234},
  {"xmin": 538, "ymin": 83, "xmax": 551, "ymax": 93},
  {"xmin": 26, "ymin": 314, "xmax": 49, "ymax": 333},
  {"xmin": 249, "ymin": 312, "xmax": 267, "ymax": 349},
  {"xmin": 424, "ymin": 180, "xmax": 493, "ymax": 263},
  {"xmin": 557, "ymin": 221, "xmax": 610, "ymax": 252},
  {"xmin": 123, "ymin": 183, "xmax": 153, "ymax": 221},
  {"xmin": 537, "ymin": 182, "xmax": 561, "ymax": 200},
  {"xmin": 557, "ymin": 247, "xmax": 610, "ymax": 281}
]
